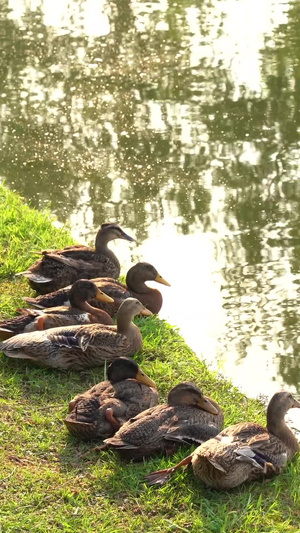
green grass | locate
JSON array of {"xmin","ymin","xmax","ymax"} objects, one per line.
[{"xmin": 0, "ymin": 184, "xmax": 300, "ymax": 532}]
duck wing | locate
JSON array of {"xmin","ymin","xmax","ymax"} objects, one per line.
[
  {"xmin": 218, "ymin": 422, "xmax": 269, "ymax": 443},
  {"xmin": 104, "ymin": 404, "xmax": 170, "ymax": 449},
  {"xmin": 234, "ymin": 431, "xmax": 289, "ymax": 473},
  {"xmin": 44, "ymin": 252, "xmax": 101, "ymax": 272},
  {"xmin": 17, "ymin": 255, "xmax": 78, "ymax": 292},
  {"xmin": 44, "ymin": 250, "xmax": 117, "ymax": 278},
  {"xmin": 112, "ymin": 381, "xmax": 159, "ymax": 419},
  {"xmin": 41, "ymin": 245, "xmax": 87, "ymax": 254},
  {"xmin": 16, "ymin": 271, "xmax": 53, "ymax": 283},
  {"xmin": 0, "ymin": 311, "xmax": 42, "ymax": 338},
  {"xmin": 165, "ymin": 422, "xmax": 221, "ymax": 446},
  {"xmin": 64, "ymin": 396, "xmax": 105, "ymax": 440},
  {"xmin": 193, "ymin": 422, "xmax": 269, "ymax": 475}
]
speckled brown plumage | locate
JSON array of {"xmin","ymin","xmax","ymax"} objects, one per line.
[
  {"xmin": 145, "ymin": 391, "xmax": 300, "ymax": 490},
  {"xmin": 23, "ymin": 262, "xmax": 170, "ymax": 315},
  {"xmin": 64, "ymin": 357, "xmax": 158, "ymax": 440},
  {"xmin": 190, "ymin": 391, "xmax": 300, "ymax": 489},
  {"xmin": 0, "ymin": 298, "xmax": 150, "ymax": 369},
  {"xmin": 0, "ymin": 280, "xmax": 113, "ymax": 339},
  {"xmin": 104, "ymin": 382, "xmax": 224, "ymax": 461},
  {"xmin": 18, "ymin": 223, "xmax": 134, "ymax": 294}
]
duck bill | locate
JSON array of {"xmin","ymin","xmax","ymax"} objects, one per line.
[
  {"xmin": 140, "ymin": 307, "xmax": 153, "ymax": 317},
  {"xmin": 135, "ymin": 368, "xmax": 156, "ymax": 388},
  {"xmin": 155, "ymin": 274, "xmax": 171, "ymax": 287},
  {"xmin": 292, "ymin": 399, "xmax": 300, "ymax": 409},
  {"xmin": 197, "ymin": 396, "xmax": 219, "ymax": 415},
  {"xmin": 95, "ymin": 289, "xmax": 114, "ymax": 303},
  {"xmin": 120, "ymin": 230, "xmax": 135, "ymax": 242}
]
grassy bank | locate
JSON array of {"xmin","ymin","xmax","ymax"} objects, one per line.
[{"xmin": 0, "ymin": 185, "xmax": 299, "ymax": 533}]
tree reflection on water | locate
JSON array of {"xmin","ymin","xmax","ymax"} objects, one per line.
[{"xmin": 1, "ymin": 0, "xmax": 300, "ymax": 392}]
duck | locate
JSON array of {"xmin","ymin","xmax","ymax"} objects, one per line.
[
  {"xmin": 0, "ymin": 298, "xmax": 151, "ymax": 370},
  {"xmin": 23, "ymin": 262, "xmax": 171, "ymax": 315},
  {"xmin": 17, "ymin": 223, "xmax": 135, "ymax": 294},
  {"xmin": 0, "ymin": 279, "xmax": 114, "ymax": 340},
  {"xmin": 145, "ymin": 391, "xmax": 300, "ymax": 490},
  {"xmin": 103, "ymin": 382, "xmax": 224, "ymax": 461},
  {"xmin": 64, "ymin": 357, "xmax": 158, "ymax": 440}
]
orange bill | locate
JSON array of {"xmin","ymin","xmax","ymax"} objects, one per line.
[
  {"xmin": 155, "ymin": 274, "xmax": 171, "ymax": 287},
  {"xmin": 95, "ymin": 289, "xmax": 114, "ymax": 303},
  {"xmin": 136, "ymin": 367, "xmax": 156, "ymax": 388}
]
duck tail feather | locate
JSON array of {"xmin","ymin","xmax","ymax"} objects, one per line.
[
  {"xmin": 16, "ymin": 271, "xmax": 53, "ymax": 283},
  {"xmin": 23, "ymin": 297, "xmax": 45, "ymax": 309},
  {"xmin": 145, "ymin": 468, "xmax": 175, "ymax": 486}
]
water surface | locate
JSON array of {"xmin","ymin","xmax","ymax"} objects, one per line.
[{"xmin": 1, "ymin": 0, "xmax": 300, "ymax": 423}]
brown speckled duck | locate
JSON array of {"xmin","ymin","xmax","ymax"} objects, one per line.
[
  {"xmin": 0, "ymin": 298, "xmax": 151, "ymax": 370},
  {"xmin": 104, "ymin": 382, "xmax": 224, "ymax": 461},
  {"xmin": 64, "ymin": 357, "xmax": 158, "ymax": 440},
  {"xmin": 146, "ymin": 391, "xmax": 300, "ymax": 490},
  {"xmin": 0, "ymin": 280, "xmax": 114, "ymax": 340},
  {"xmin": 23, "ymin": 262, "xmax": 171, "ymax": 315},
  {"xmin": 17, "ymin": 223, "xmax": 134, "ymax": 294}
]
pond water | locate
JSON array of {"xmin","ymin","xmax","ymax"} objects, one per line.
[{"xmin": 1, "ymin": 0, "xmax": 300, "ymax": 425}]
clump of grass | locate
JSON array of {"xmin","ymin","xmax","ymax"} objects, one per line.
[
  {"xmin": 0, "ymin": 185, "xmax": 300, "ymax": 533},
  {"xmin": 0, "ymin": 185, "xmax": 73, "ymax": 278}
]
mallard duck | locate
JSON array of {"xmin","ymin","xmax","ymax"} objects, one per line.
[
  {"xmin": 104, "ymin": 382, "xmax": 224, "ymax": 461},
  {"xmin": 146, "ymin": 391, "xmax": 300, "ymax": 490},
  {"xmin": 24, "ymin": 262, "xmax": 171, "ymax": 315},
  {"xmin": 64, "ymin": 357, "xmax": 158, "ymax": 440},
  {"xmin": 0, "ymin": 280, "xmax": 114, "ymax": 340},
  {"xmin": 17, "ymin": 223, "xmax": 134, "ymax": 294},
  {"xmin": 0, "ymin": 298, "xmax": 151, "ymax": 370}
]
